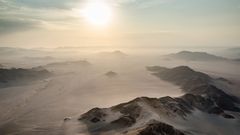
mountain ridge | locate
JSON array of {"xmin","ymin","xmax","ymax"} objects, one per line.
[
  {"xmin": 0, "ymin": 67, "xmax": 51, "ymax": 87},
  {"xmin": 165, "ymin": 51, "xmax": 228, "ymax": 61},
  {"xmin": 63, "ymin": 66, "xmax": 240, "ymax": 135}
]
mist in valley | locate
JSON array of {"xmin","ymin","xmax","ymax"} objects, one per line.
[
  {"xmin": 1, "ymin": 0, "xmax": 240, "ymax": 134},
  {"xmin": 0, "ymin": 47, "xmax": 239, "ymax": 135}
]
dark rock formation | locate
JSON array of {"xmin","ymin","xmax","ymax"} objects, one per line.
[
  {"xmin": 165, "ymin": 51, "xmax": 227, "ymax": 61},
  {"xmin": 73, "ymin": 66, "xmax": 240, "ymax": 135},
  {"xmin": 79, "ymin": 108, "xmax": 107, "ymax": 123},
  {"xmin": 147, "ymin": 66, "xmax": 240, "ymax": 117},
  {"xmin": 0, "ymin": 68, "xmax": 51, "ymax": 85},
  {"xmin": 138, "ymin": 122, "xmax": 185, "ymax": 135},
  {"xmin": 111, "ymin": 115, "xmax": 136, "ymax": 127},
  {"xmin": 98, "ymin": 50, "xmax": 127, "ymax": 58},
  {"xmin": 147, "ymin": 66, "xmax": 211, "ymax": 92},
  {"xmin": 105, "ymin": 71, "xmax": 118, "ymax": 77}
]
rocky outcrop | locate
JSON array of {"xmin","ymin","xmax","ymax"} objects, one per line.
[
  {"xmin": 77, "ymin": 97, "xmax": 188, "ymax": 134},
  {"xmin": 98, "ymin": 50, "xmax": 127, "ymax": 58},
  {"xmin": 138, "ymin": 122, "xmax": 185, "ymax": 135},
  {"xmin": 0, "ymin": 68, "xmax": 51, "ymax": 86},
  {"xmin": 147, "ymin": 66, "xmax": 240, "ymax": 117},
  {"xmin": 105, "ymin": 71, "xmax": 118, "ymax": 77},
  {"xmin": 66, "ymin": 66, "xmax": 240, "ymax": 135},
  {"xmin": 147, "ymin": 66, "xmax": 211, "ymax": 92},
  {"xmin": 165, "ymin": 51, "xmax": 227, "ymax": 61}
]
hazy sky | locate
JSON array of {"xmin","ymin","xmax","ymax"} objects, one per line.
[{"xmin": 0, "ymin": 0, "xmax": 239, "ymax": 48}]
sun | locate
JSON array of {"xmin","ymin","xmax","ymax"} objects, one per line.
[{"xmin": 82, "ymin": 2, "xmax": 112, "ymax": 26}]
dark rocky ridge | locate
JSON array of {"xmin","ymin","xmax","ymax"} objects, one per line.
[
  {"xmin": 105, "ymin": 71, "xmax": 118, "ymax": 77},
  {"xmin": 147, "ymin": 66, "xmax": 211, "ymax": 92},
  {"xmin": 147, "ymin": 66, "xmax": 240, "ymax": 115},
  {"xmin": 78, "ymin": 97, "xmax": 189, "ymax": 134},
  {"xmin": 165, "ymin": 51, "xmax": 228, "ymax": 61},
  {"xmin": 138, "ymin": 122, "xmax": 185, "ymax": 135},
  {"xmin": 0, "ymin": 68, "xmax": 51, "ymax": 86},
  {"xmin": 98, "ymin": 50, "xmax": 127, "ymax": 58},
  {"xmin": 73, "ymin": 66, "xmax": 240, "ymax": 135}
]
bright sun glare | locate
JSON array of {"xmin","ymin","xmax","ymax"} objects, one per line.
[{"xmin": 82, "ymin": 2, "xmax": 112, "ymax": 26}]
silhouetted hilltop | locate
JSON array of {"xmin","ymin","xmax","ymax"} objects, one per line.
[
  {"xmin": 0, "ymin": 68, "xmax": 51, "ymax": 86},
  {"xmin": 98, "ymin": 50, "xmax": 127, "ymax": 58},
  {"xmin": 105, "ymin": 71, "xmax": 118, "ymax": 77},
  {"xmin": 165, "ymin": 51, "xmax": 227, "ymax": 61},
  {"xmin": 138, "ymin": 122, "xmax": 185, "ymax": 135},
  {"xmin": 147, "ymin": 66, "xmax": 211, "ymax": 92}
]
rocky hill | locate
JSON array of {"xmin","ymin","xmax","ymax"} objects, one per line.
[
  {"xmin": 105, "ymin": 71, "xmax": 118, "ymax": 78},
  {"xmin": 0, "ymin": 67, "xmax": 51, "ymax": 87},
  {"xmin": 97, "ymin": 50, "xmax": 127, "ymax": 58},
  {"xmin": 165, "ymin": 51, "xmax": 228, "ymax": 61},
  {"xmin": 147, "ymin": 66, "xmax": 212, "ymax": 92},
  {"xmin": 64, "ymin": 66, "xmax": 240, "ymax": 135}
]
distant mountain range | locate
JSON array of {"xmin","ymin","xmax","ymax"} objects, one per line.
[
  {"xmin": 43, "ymin": 60, "xmax": 91, "ymax": 68},
  {"xmin": 0, "ymin": 67, "xmax": 51, "ymax": 87},
  {"xmin": 0, "ymin": 47, "xmax": 46, "ymax": 57},
  {"xmin": 23, "ymin": 56, "xmax": 55, "ymax": 61},
  {"xmin": 64, "ymin": 66, "xmax": 240, "ymax": 135},
  {"xmin": 147, "ymin": 66, "xmax": 239, "ymax": 114},
  {"xmin": 97, "ymin": 50, "xmax": 127, "ymax": 58},
  {"xmin": 147, "ymin": 66, "xmax": 212, "ymax": 92},
  {"xmin": 165, "ymin": 51, "xmax": 228, "ymax": 61}
]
